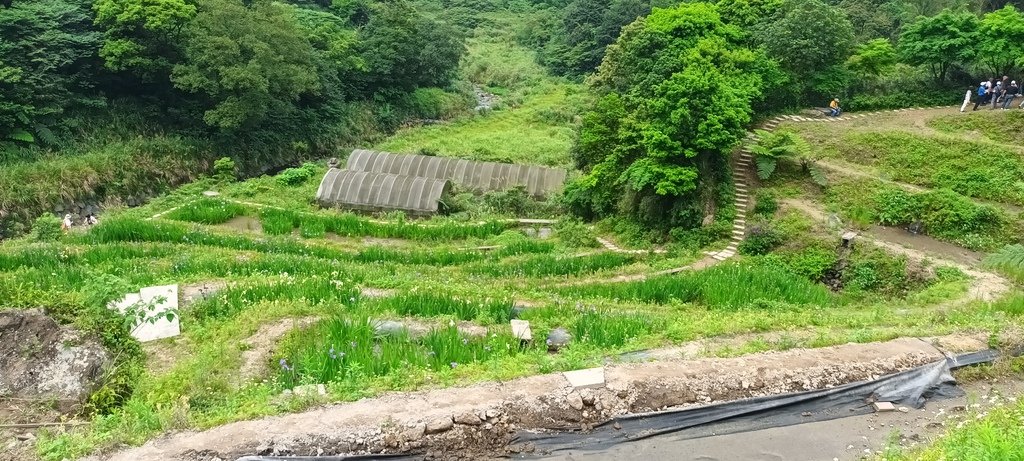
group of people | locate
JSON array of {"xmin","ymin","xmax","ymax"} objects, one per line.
[
  {"xmin": 962, "ymin": 76, "xmax": 1024, "ymax": 112},
  {"xmin": 61, "ymin": 213, "xmax": 99, "ymax": 232}
]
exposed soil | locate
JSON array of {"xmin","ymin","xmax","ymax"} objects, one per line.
[
  {"xmin": 219, "ymin": 216, "xmax": 263, "ymax": 233},
  {"xmin": 239, "ymin": 317, "xmax": 319, "ymax": 383},
  {"xmin": 89, "ymin": 337, "xmax": 961, "ymax": 461}
]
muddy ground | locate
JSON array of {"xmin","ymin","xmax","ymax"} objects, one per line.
[{"xmin": 77, "ymin": 336, "xmax": 987, "ymax": 461}]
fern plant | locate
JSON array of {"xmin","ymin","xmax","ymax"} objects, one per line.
[
  {"xmin": 984, "ymin": 244, "xmax": 1024, "ymax": 282},
  {"xmin": 749, "ymin": 129, "xmax": 827, "ymax": 186}
]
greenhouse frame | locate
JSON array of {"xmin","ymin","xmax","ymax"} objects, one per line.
[
  {"xmin": 315, "ymin": 169, "xmax": 452, "ymax": 214},
  {"xmin": 345, "ymin": 149, "xmax": 567, "ymax": 197}
]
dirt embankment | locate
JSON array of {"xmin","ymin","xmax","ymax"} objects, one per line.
[{"xmin": 88, "ymin": 336, "xmax": 973, "ymax": 461}]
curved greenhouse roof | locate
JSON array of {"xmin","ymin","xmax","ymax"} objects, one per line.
[
  {"xmin": 346, "ymin": 149, "xmax": 567, "ymax": 197},
  {"xmin": 315, "ymin": 169, "xmax": 452, "ymax": 214}
]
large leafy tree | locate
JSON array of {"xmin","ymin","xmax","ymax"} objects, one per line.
[
  {"xmin": 93, "ymin": 0, "xmax": 196, "ymax": 80},
  {"xmin": 171, "ymin": 0, "xmax": 319, "ymax": 131},
  {"xmin": 898, "ymin": 9, "xmax": 979, "ymax": 82},
  {"xmin": 0, "ymin": 0, "xmax": 102, "ymax": 143},
  {"xmin": 355, "ymin": 0, "xmax": 463, "ymax": 94},
  {"xmin": 978, "ymin": 5, "xmax": 1024, "ymax": 75},
  {"xmin": 567, "ymin": 3, "xmax": 780, "ymax": 229},
  {"xmin": 540, "ymin": 0, "xmax": 663, "ymax": 77},
  {"xmin": 754, "ymin": 0, "xmax": 855, "ymax": 103}
]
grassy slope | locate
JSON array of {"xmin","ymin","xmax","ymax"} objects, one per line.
[
  {"xmin": 19, "ymin": 181, "xmax": 1012, "ymax": 459},
  {"xmin": 766, "ymin": 109, "xmax": 1024, "ymax": 251},
  {"xmin": 373, "ymin": 13, "xmax": 584, "ymax": 167}
]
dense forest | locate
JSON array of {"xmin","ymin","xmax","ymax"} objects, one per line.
[{"xmin": 2, "ymin": 0, "xmax": 1024, "ymax": 238}]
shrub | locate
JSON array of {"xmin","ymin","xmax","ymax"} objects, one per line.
[
  {"xmin": 752, "ymin": 190, "xmax": 779, "ymax": 217},
  {"xmin": 985, "ymin": 244, "xmax": 1024, "ymax": 283},
  {"xmin": 738, "ymin": 225, "xmax": 783, "ymax": 256},
  {"xmin": 275, "ymin": 163, "xmax": 320, "ymax": 186},
  {"xmin": 873, "ymin": 187, "xmax": 918, "ymax": 226},
  {"xmin": 31, "ymin": 214, "xmax": 63, "ymax": 241},
  {"xmin": 783, "ymin": 246, "xmax": 838, "ymax": 282},
  {"xmin": 555, "ymin": 218, "xmax": 597, "ymax": 248},
  {"xmin": 483, "ymin": 186, "xmax": 532, "ymax": 215},
  {"xmin": 213, "ymin": 157, "xmax": 237, "ymax": 180}
]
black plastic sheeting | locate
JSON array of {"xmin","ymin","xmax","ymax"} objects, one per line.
[{"xmin": 237, "ymin": 350, "xmax": 1000, "ymax": 461}]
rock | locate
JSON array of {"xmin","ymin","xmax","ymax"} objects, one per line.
[
  {"xmin": 801, "ymin": 412, "xmax": 812, "ymax": 417},
  {"xmin": 372, "ymin": 320, "xmax": 409, "ymax": 338},
  {"xmin": 567, "ymin": 392, "xmax": 585, "ymax": 411},
  {"xmin": 873, "ymin": 401, "xmax": 896, "ymax": 412},
  {"xmin": 455, "ymin": 412, "xmax": 483, "ymax": 426},
  {"xmin": 202, "ymin": 191, "xmax": 221, "ymax": 197},
  {"xmin": 485, "ymin": 409, "xmax": 501, "ymax": 419},
  {"xmin": 292, "ymin": 384, "xmax": 326, "ymax": 397},
  {"xmin": 425, "ymin": 417, "xmax": 454, "ymax": 434},
  {"xmin": 898, "ymin": 406, "xmax": 910, "ymax": 413},
  {"xmin": 537, "ymin": 228, "xmax": 553, "ymax": 239},
  {"xmin": 581, "ymin": 391, "xmax": 595, "ymax": 406},
  {"xmin": 510, "ymin": 304, "xmax": 528, "ymax": 319},
  {"xmin": 0, "ymin": 309, "xmax": 112, "ymax": 412},
  {"xmin": 613, "ymin": 422, "xmax": 622, "ymax": 430},
  {"xmin": 546, "ymin": 328, "xmax": 572, "ymax": 352}
]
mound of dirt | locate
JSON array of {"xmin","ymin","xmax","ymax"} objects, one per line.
[{"xmin": 0, "ymin": 309, "xmax": 112, "ymax": 413}]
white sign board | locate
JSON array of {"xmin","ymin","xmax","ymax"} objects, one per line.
[{"xmin": 111, "ymin": 285, "xmax": 180, "ymax": 342}]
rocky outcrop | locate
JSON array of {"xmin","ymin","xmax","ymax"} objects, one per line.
[{"xmin": 0, "ymin": 309, "xmax": 112, "ymax": 412}]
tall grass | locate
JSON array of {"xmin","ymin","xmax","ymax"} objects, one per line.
[
  {"xmin": 571, "ymin": 309, "xmax": 662, "ymax": 348},
  {"xmin": 561, "ymin": 262, "xmax": 833, "ymax": 308},
  {"xmin": 355, "ymin": 246, "xmax": 484, "ymax": 266},
  {"xmin": 299, "ymin": 216, "xmax": 326, "ymax": 239},
  {"xmin": 469, "ymin": 252, "xmax": 636, "ymax": 278},
  {"xmin": 368, "ymin": 292, "xmax": 514, "ymax": 323},
  {"xmin": 259, "ymin": 208, "xmax": 297, "ymax": 236},
  {"xmin": 279, "ymin": 317, "xmax": 527, "ymax": 388},
  {"xmin": 984, "ymin": 244, "xmax": 1024, "ymax": 283},
  {"xmin": 164, "ymin": 198, "xmax": 246, "ymax": 225},
  {"xmin": 190, "ymin": 277, "xmax": 361, "ymax": 322}
]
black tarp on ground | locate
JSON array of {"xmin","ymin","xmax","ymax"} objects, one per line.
[
  {"xmin": 512, "ymin": 350, "xmax": 1000, "ymax": 457},
  {"xmin": 238, "ymin": 350, "xmax": 1000, "ymax": 461}
]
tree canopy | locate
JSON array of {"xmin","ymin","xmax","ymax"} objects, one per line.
[
  {"xmin": 899, "ymin": 9, "xmax": 979, "ymax": 82},
  {"xmin": 566, "ymin": 3, "xmax": 781, "ymax": 228}
]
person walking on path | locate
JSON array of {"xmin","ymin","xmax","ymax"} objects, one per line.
[
  {"xmin": 973, "ymin": 81, "xmax": 990, "ymax": 111},
  {"xmin": 992, "ymin": 76, "xmax": 1009, "ymax": 109},
  {"xmin": 961, "ymin": 86, "xmax": 974, "ymax": 112},
  {"xmin": 1002, "ymin": 81, "xmax": 1020, "ymax": 109},
  {"xmin": 61, "ymin": 214, "xmax": 73, "ymax": 233}
]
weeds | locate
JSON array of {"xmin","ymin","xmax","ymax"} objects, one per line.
[
  {"xmin": 165, "ymin": 198, "xmax": 246, "ymax": 225},
  {"xmin": 369, "ymin": 292, "xmax": 514, "ymax": 324},
  {"xmin": 279, "ymin": 317, "xmax": 527, "ymax": 388},
  {"xmin": 469, "ymin": 252, "xmax": 635, "ymax": 278},
  {"xmin": 571, "ymin": 308, "xmax": 661, "ymax": 347}
]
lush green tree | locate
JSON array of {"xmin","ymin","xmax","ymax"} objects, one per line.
[
  {"xmin": 568, "ymin": 3, "xmax": 780, "ymax": 228},
  {"xmin": 978, "ymin": 5, "xmax": 1024, "ymax": 75},
  {"xmin": 847, "ymin": 38, "xmax": 899, "ymax": 76},
  {"xmin": 93, "ymin": 0, "xmax": 196, "ymax": 81},
  {"xmin": 171, "ymin": 0, "xmax": 319, "ymax": 131},
  {"xmin": 0, "ymin": 0, "xmax": 102, "ymax": 143},
  {"xmin": 755, "ymin": 0, "xmax": 855, "ymax": 103},
  {"xmin": 355, "ymin": 0, "xmax": 463, "ymax": 93},
  {"xmin": 898, "ymin": 9, "xmax": 979, "ymax": 82},
  {"xmin": 540, "ymin": 0, "xmax": 664, "ymax": 77},
  {"xmin": 715, "ymin": 0, "xmax": 782, "ymax": 29}
]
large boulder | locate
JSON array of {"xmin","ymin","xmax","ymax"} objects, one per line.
[{"xmin": 0, "ymin": 309, "xmax": 112, "ymax": 412}]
